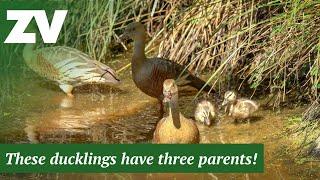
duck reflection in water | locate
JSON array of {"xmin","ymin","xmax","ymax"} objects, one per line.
[{"xmin": 24, "ymin": 92, "xmax": 158, "ymax": 144}]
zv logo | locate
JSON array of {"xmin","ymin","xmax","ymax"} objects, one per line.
[{"xmin": 4, "ymin": 10, "xmax": 68, "ymax": 43}]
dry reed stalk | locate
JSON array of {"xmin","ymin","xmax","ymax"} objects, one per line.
[{"xmin": 55, "ymin": 0, "xmax": 320, "ymax": 104}]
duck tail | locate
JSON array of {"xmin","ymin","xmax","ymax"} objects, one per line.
[
  {"xmin": 185, "ymin": 74, "xmax": 222, "ymax": 102},
  {"xmin": 186, "ymin": 74, "xmax": 214, "ymax": 93}
]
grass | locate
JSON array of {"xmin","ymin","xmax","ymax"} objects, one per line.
[
  {"xmin": 56, "ymin": 0, "xmax": 170, "ymax": 61},
  {"xmin": 284, "ymin": 100, "xmax": 320, "ymax": 160},
  {"xmin": 57, "ymin": 0, "xmax": 320, "ymax": 106},
  {"xmin": 156, "ymin": 0, "xmax": 320, "ymax": 105},
  {"xmin": 284, "ymin": 115, "xmax": 320, "ymax": 160},
  {"xmin": 1, "ymin": 0, "xmax": 319, "ymax": 106}
]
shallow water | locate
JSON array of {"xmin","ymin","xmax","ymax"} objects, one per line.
[{"xmin": 0, "ymin": 57, "xmax": 319, "ymax": 179}]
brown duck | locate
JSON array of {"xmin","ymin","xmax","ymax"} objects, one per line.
[
  {"xmin": 122, "ymin": 22, "xmax": 214, "ymax": 116},
  {"xmin": 153, "ymin": 79, "xmax": 200, "ymax": 144}
]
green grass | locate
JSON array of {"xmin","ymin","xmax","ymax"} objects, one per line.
[{"xmin": 1, "ymin": 0, "xmax": 319, "ymax": 106}]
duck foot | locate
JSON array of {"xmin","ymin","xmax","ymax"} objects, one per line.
[{"xmin": 234, "ymin": 119, "xmax": 239, "ymax": 124}]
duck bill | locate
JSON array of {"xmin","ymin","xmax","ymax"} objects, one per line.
[
  {"xmin": 163, "ymin": 96, "xmax": 171, "ymax": 103},
  {"xmin": 204, "ymin": 113, "xmax": 212, "ymax": 126},
  {"xmin": 109, "ymin": 78, "xmax": 121, "ymax": 85},
  {"xmin": 163, "ymin": 93, "xmax": 172, "ymax": 103},
  {"xmin": 221, "ymin": 100, "xmax": 228, "ymax": 107},
  {"xmin": 103, "ymin": 76, "xmax": 121, "ymax": 85},
  {"xmin": 204, "ymin": 117, "xmax": 211, "ymax": 126}
]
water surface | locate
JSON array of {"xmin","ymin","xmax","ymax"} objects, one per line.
[{"xmin": 0, "ymin": 57, "xmax": 319, "ymax": 179}]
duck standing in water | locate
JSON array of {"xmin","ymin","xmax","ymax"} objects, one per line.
[
  {"xmin": 122, "ymin": 22, "xmax": 214, "ymax": 117},
  {"xmin": 23, "ymin": 44, "xmax": 120, "ymax": 97},
  {"xmin": 195, "ymin": 100, "xmax": 217, "ymax": 126},
  {"xmin": 222, "ymin": 91, "xmax": 259, "ymax": 122},
  {"xmin": 153, "ymin": 79, "xmax": 200, "ymax": 144}
]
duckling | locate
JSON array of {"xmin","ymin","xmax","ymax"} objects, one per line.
[
  {"xmin": 23, "ymin": 44, "xmax": 120, "ymax": 97},
  {"xmin": 153, "ymin": 79, "xmax": 200, "ymax": 144},
  {"xmin": 194, "ymin": 100, "xmax": 217, "ymax": 126},
  {"xmin": 222, "ymin": 91, "xmax": 259, "ymax": 122}
]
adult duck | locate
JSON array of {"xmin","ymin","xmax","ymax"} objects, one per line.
[
  {"xmin": 23, "ymin": 44, "xmax": 120, "ymax": 97},
  {"xmin": 153, "ymin": 79, "xmax": 200, "ymax": 144},
  {"xmin": 122, "ymin": 22, "xmax": 214, "ymax": 116}
]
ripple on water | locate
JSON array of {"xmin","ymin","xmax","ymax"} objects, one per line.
[{"xmin": 24, "ymin": 77, "xmax": 160, "ymax": 143}]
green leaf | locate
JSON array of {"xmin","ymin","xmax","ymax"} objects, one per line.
[{"xmin": 3, "ymin": 112, "xmax": 11, "ymax": 116}]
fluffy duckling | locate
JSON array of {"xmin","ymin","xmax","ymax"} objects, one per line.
[
  {"xmin": 23, "ymin": 44, "xmax": 120, "ymax": 97},
  {"xmin": 195, "ymin": 100, "xmax": 217, "ymax": 126},
  {"xmin": 153, "ymin": 79, "xmax": 200, "ymax": 144},
  {"xmin": 222, "ymin": 91, "xmax": 259, "ymax": 122}
]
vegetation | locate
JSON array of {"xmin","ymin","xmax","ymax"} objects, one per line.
[
  {"xmin": 285, "ymin": 115, "xmax": 320, "ymax": 161},
  {"xmin": 284, "ymin": 101, "xmax": 320, "ymax": 160},
  {"xmin": 55, "ymin": 0, "xmax": 320, "ymax": 105}
]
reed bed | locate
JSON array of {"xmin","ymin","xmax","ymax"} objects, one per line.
[
  {"xmin": 58, "ymin": 0, "xmax": 319, "ymax": 104},
  {"xmin": 157, "ymin": 0, "xmax": 320, "ymax": 104},
  {"xmin": 1, "ymin": 0, "xmax": 319, "ymax": 105},
  {"xmin": 57, "ymin": 0, "xmax": 171, "ymax": 61}
]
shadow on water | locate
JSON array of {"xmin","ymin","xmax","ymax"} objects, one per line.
[{"xmin": 1, "ymin": 57, "xmax": 320, "ymax": 179}]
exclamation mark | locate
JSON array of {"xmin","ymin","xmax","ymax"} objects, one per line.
[{"xmin": 252, "ymin": 153, "xmax": 258, "ymax": 165}]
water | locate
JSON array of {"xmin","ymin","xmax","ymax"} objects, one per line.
[{"xmin": 0, "ymin": 57, "xmax": 319, "ymax": 179}]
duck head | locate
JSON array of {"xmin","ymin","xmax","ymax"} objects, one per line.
[
  {"xmin": 222, "ymin": 91, "xmax": 237, "ymax": 107},
  {"xmin": 122, "ymin": 22, "xmax": 145, "ymax": 41},
  {"xmin": 195, "ymin": 100, "xmax": 215, "ymax": 126},
  {"xmin": 100, "ymin": 66, "xmax": 121, "ymax": 85}
]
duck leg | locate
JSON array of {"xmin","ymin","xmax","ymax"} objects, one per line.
[
  {"xmin": 59, "ymin": 84, "xmax": 74, "ymax": 98},
  {"xmin": 246, "ymin": 118, "xmax": 251, "ymax": 124},
  {"xmin": 234, "ymin": 118, "xmax": 239, "ymax": 124}
]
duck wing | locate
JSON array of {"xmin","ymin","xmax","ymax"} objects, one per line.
[
  {"xmin": 147, "ymin": 58, "xmax": 213, "ymax": 92},
  {"xmin": 237, "ymin": 99, "xmax": 259, "ymax": 113}
]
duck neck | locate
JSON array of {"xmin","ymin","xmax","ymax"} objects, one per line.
[
  {"xmin": 168, "ymin": 96, "xmax": 181, "ymax": 129},
  {"xmin": 132, "ymin": 34, "xmax": 146, "ymax": 70},
  {"xmin": 227, "ymin": 100, "xmax": 237, "ymax": 115}
]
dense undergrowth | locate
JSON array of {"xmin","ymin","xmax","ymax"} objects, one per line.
[
  {"xmin": 57, "ymin": 0, "xmax": 319, "ymax": 105},
  {"xmin": 1, "ymin": 0, "xmax": 319, "ymax": 106}
]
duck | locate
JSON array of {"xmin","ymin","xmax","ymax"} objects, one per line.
[
  {"xmin": 222, "ymin": 91, "xmax": 259, "ymax": 122},
  {"xmin": 153, "ymin": 79, "xmax": 200, "ymax": 144},
  {"xmin": 23, "ymin": 44, "xmax": 120, "ymax": 97},
  {"xmin": 195, "ymin": 100, "xmax": 217, "ymax": 126},
  {"xmin": 122, "ymin": 22, "xmax": 215, "ymax": 117}
]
